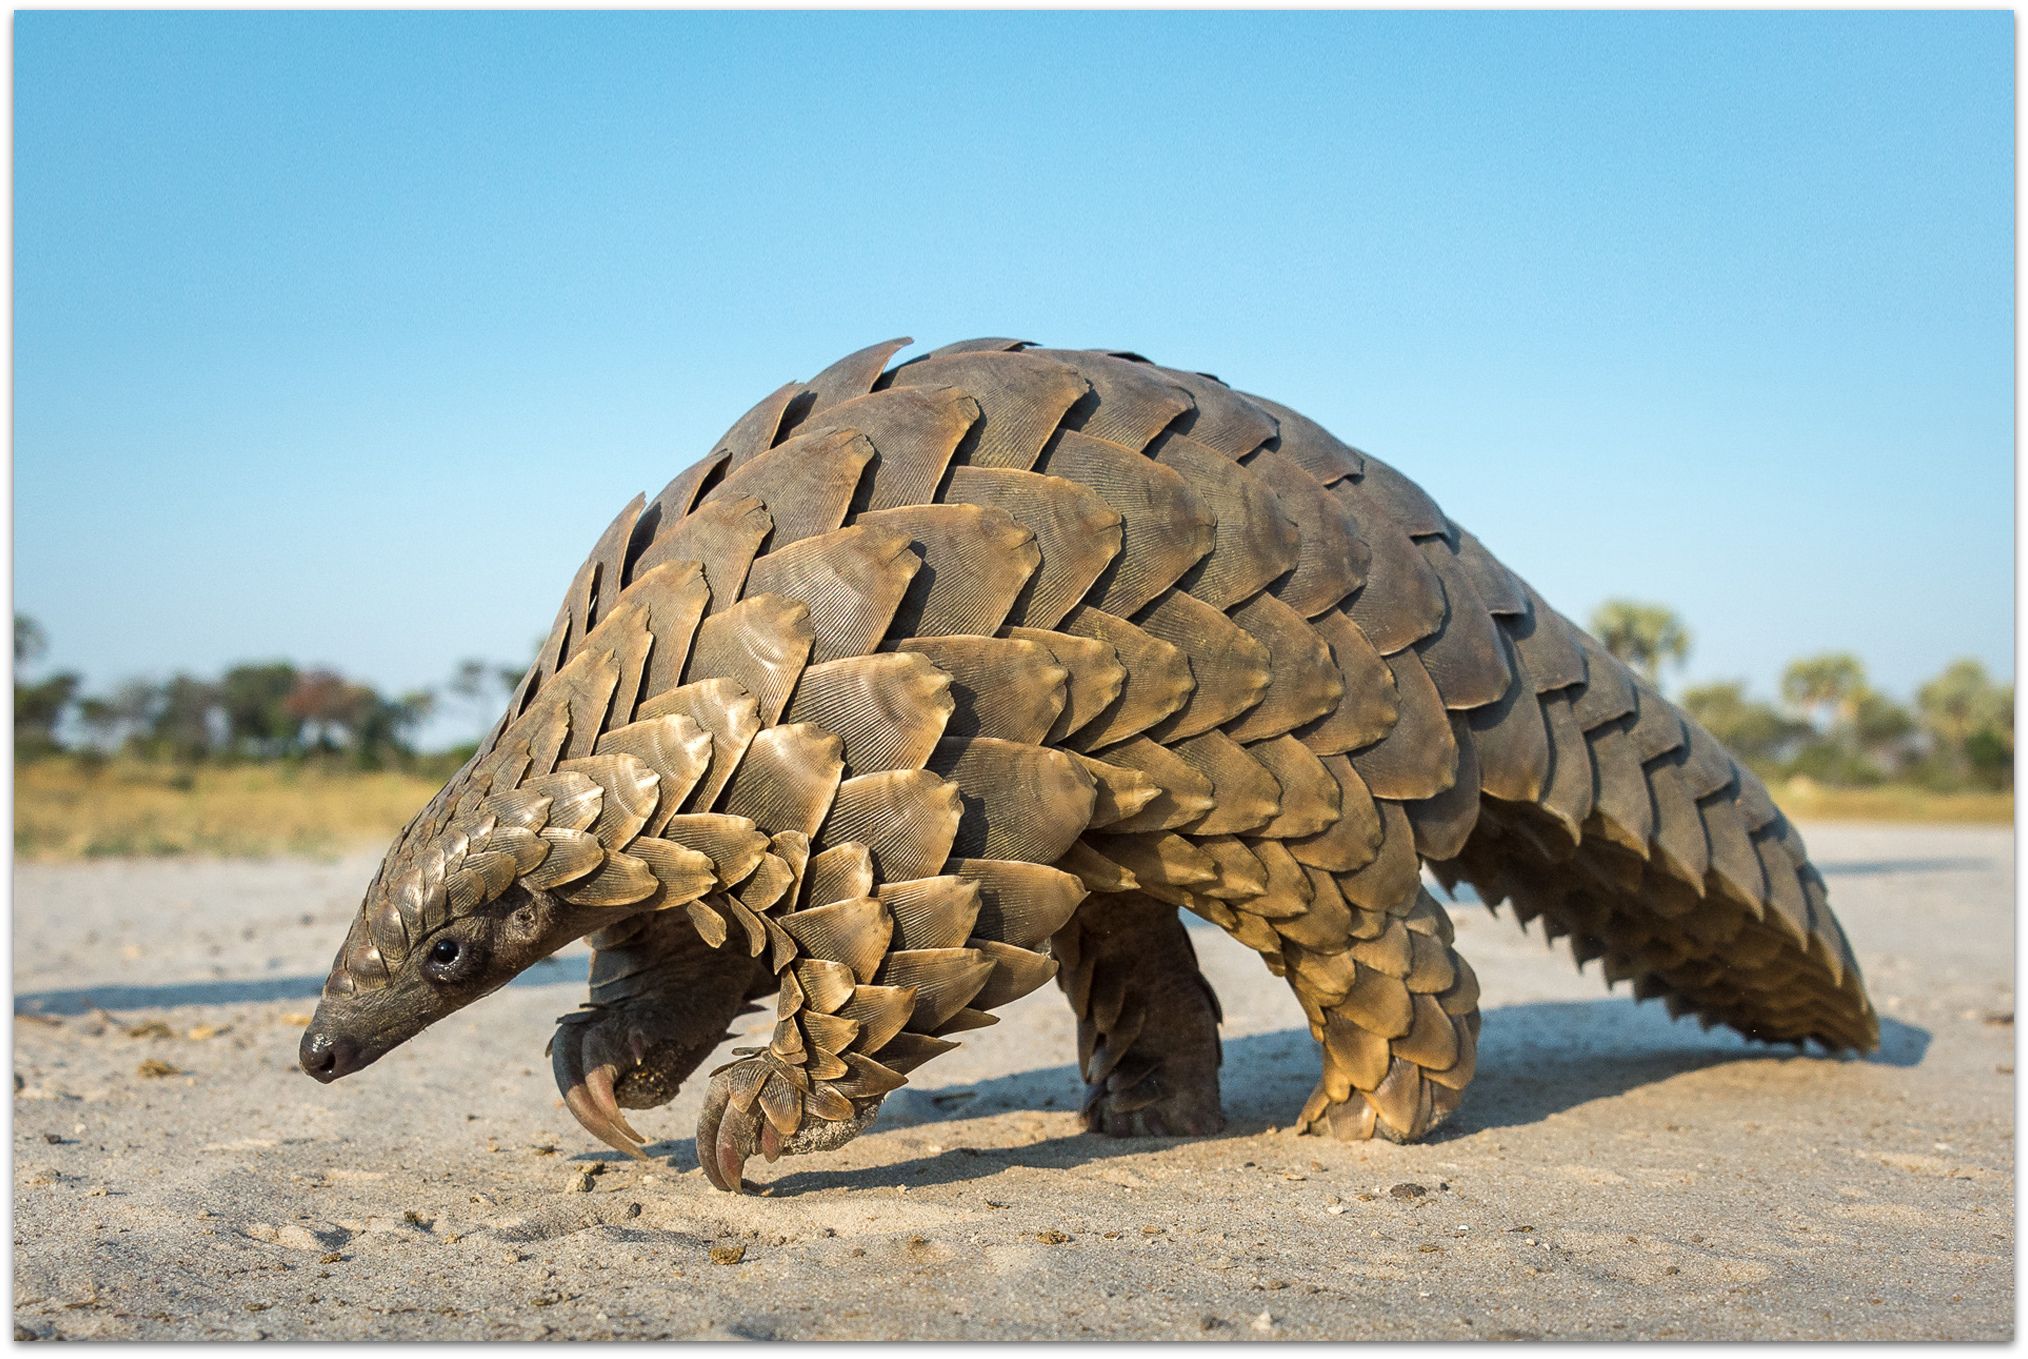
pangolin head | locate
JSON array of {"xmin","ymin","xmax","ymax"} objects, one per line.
[
  {"xmin": 298, "ymin": 874, "xmax": 576, "ymax": 1082},
  {"xmin": 298, "ymin": 741, "xmax": 648, "ymax": 1082}
]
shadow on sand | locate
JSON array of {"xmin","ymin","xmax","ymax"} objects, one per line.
[
  {"xmin": 13, "ymin": 953, "xmax": 589, "ymax": 1015},
  {"xmin": 607, "ymin": 996, "xmax": 1931, "ymax": 1191}
]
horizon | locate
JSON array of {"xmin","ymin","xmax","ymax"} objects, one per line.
[{"xmin": 14, "ymin": 12, "xmax": 2014, "ymax": 752}]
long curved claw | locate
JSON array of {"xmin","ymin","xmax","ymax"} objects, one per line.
[
  {"xmin": 696, "ymin": 1069, "xmax": 761, "ymax": 1193},
  {"xmin": 552, "ymin": 1021, "xmax": 650, "ymax": 1161},
  {"xmin": 694, "ymin": 1060, "xmax": 888, "ymax": 1194}
]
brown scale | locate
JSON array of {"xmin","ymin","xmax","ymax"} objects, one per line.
[
  {"xmin": 1024, "ymin": 349, "xmax": 1196, "ymax": 454},
  {"xmin": 1133, "ymin": 588, "xmax": 1274, "ymax": 742},
  {"xmin": 1053, "ymin": 605, "xmax": 1194, "ymax": 750},
  {"xmin": 884, "ymin": 350, "xmax": 1089, "ymax": 471},
  {"xmin": 790, "ymin": 385, "xmax": 979, "ymax": 514},
  {"xmin": 1034, "ymin": 430, "xmax": 1214, "ymax": 619},
  {"xmin": 307, "ymin": 334, "xmax": 1879, "ymax": 1196},
  {"xmin": 1242, "ymin": 447, "xmax": 1369, "ymax": 618},
  {"xmin": 940, "ymin": 467, "xmax": 1123, "ymax": 631},
  {"xmin": 701, "ymin": 427, "xmax": 876, "ymax": 547},
  {"xmin": 893, "ymin": 634, "xmax": 1068, "ymax": 744},
  {"xmin": 1149, "ymin": 433, "xmax": 1301, "ymax": 609}
]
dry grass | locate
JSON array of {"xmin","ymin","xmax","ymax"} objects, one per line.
[
  {"xmin": 11, "ymin": 759, "xmax": 2012, "ymax": 862},
  {"xmin": 1770, "ymin": 776, "xmax": 2014, "ymax": 826},
  {"xmin": 14, "ymin": 759, "xmax": 440, "ymax": 861}
]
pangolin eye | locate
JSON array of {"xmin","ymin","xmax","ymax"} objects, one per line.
[{"xmin": 430, "ymin": 938, "xmax": 461, "ymax": 965}]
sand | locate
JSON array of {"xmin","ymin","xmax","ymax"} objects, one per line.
[{"xmin": 11, "ymin": 822, "xmax": 2013, "ymax": 1341}]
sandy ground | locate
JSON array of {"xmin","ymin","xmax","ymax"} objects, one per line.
[{"xmin": 11, "ymin": 822, "xmax": 2013, "ymax": 1341}]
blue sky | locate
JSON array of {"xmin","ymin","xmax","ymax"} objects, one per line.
[{"xmin": 14, "ymin": 11, "xmax": 2014, "ymax": 747}]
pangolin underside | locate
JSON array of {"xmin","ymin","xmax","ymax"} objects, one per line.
[{"xmin": 301, "ymin": 337, "xmax": 1878, "ymax": 1193}]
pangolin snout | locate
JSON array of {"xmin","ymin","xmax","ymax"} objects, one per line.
[{"xmin": 299, "ymin": 1028, "xmax": 365, "ymax": 1083}]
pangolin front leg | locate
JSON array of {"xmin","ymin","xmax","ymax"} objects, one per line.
[
  {"xmin": 1053, "ymin": 892, "xmax": 1227, "ymax": 1137},
  {"xmin": 550, "ymin": 910, "xmax": 768, "ymax": 1158},
  {"xmin": 694, "ymin": 1061, "xmax": 886, "ymax": 1193}
]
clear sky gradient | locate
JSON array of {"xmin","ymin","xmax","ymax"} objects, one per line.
[{"xmin": 15, "ymin": 11, "xmax": 2014, "ymax": 747}]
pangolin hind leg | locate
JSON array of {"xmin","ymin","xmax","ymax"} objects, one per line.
[
  {"xmin": 1280, "ymin": 883, "xmax": 1481, "ymax": 1143},
  {"xmin": 1053, "ymin": 891, "xmax": 1227, "ymax": 1137},
  {"xmin": 549, "ymin": 909, "xmax": 769, "ymax": 1158}
]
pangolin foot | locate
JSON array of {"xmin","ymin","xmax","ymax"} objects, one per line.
[
  {"xmin": 1081, "ymin": 1071, "xmax": 1227, "ymax": 1138},
  {"xmin": 549, "ymin": 1006, "xmax": 658, "ymax": 1159},
  {"xmin": 1296, "ymin": 1075, "xmax": 1462, "ymax": 1143},
  {"xmin": 695, "ymin": 1056, "xmax": 882, "ymax": 1194}
]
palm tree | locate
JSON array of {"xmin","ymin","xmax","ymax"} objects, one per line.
[
  {"xmin": 1780, "ymin": 654, "xmax": 1867, "ymax": 730},
  {"xmin": 1588, "ymin": 600, "xmax": 1691, "ymax": 686}
]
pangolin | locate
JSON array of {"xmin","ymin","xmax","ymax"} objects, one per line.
[{"xmin": 300, "ymin": 337, "xmax": 1878, "ymax": 1193}]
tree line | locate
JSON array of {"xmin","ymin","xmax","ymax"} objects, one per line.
[
  {"xmin": 13, "ymin": 615, "xmax": 519, "ymax": 772},
  {"xmin": 13, "ymin": 607, "xmax": 2013, "ymax": 792},
  {"xmin": 1591, "ymin": 600, "xmax": 2012, "ymax": 792}
]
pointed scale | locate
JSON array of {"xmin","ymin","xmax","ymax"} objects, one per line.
[
  {"xmin": 1133, "ymin": 589, "xmax": 1272, "ymax": 744},
  {"xmin": 683, "ymin": 593, "xmax": 814, "ymax": 728},
  {"xmin": 635, "ymin": 677, "xmax": 761, "ymax": 815},
  {"xmin": 1151, "ymin": 433, "xmax": 1301, "ymax": 610},
  {"xmin": 876, "ymin": 876, "xmax": 984, "ymax": 952},
  {"xmin": 893, "ymin": 634, "xmax": 1067, "ymax": 745},
  {"xmin": 1347, "ymin": 648, "xmax": 1458, "ymax": 803},
  {"xmin": 1293, "ymin": 609, "xmax": 1400, "ymax": 756},
  {"xmin": 744, "ymin": 524, "xmax": 921, "ymax": 666},
  {"xmin": 716, "ymin": 723, "xmax": 847, "ymax": 842},
  {"xmin": 1001, "ymin": 626, "xmax": 1125, "ymax": 747},
  {"xmin": 631, "ymin": 495, "xmax": 772, "ymax": 618},
  {"xmin": 797, "ymin": 337, "xmax": 914, "ymax": 424},
  {"xmin": 1245, "ymin": 447, "xmax": 1369, "ymax": 617},
  {"xmin": 784, "ymin": 652, "xmax": 955, "ymax": 774},
  {"xmin": 1036, "ymin": 430, "xmax": 1214, "ymax": 619},
  {"xmin": 700, "ymin": 427, "xmax": 876, "ymax": 548},
  {"xmin": 1162, "ymin": 730, "xmax": 1281, "ymax": 837},
  {"xmin": 1141, "ymin": 366, "xmax": 1279, "ymax": 460},
  {"xmin": 1221, "ymin": 591, "xmax": 1345, "ymax": 744},
  {"xmin": 941, "ymin": 467, "xmax": 1124, "ymax": 631},
  {"xmin": 853, "ymin": 503, "xmax": 1040, "ymax": 640},
  {"xmin": 712, "ymin": 381, "xmax": 812, "ymax": 473},
  {"xmin": 1077, "ymin": 734, "xmax": 1215, "ymax": 834},
  {"xmin": 791, "ymin": 384, "xmax": 979, "ymax": 513},
  {"xmin": 1046, "ymin": 606, "xmax": 1195, "ymax": 752},
  {"xmin": 926, "ymin": 737, "xmax": 1098, "ymax": 866},
  {"xmin": 947, "ymin": 858, "xmax": 1088, "ymax": 951},
  {"xmin": 883, "ymin": 350, "xmax": 1089, "ymax": 472},
  {"xmin": 1021, "ymin": 349, "xmax": 1195, "ymax": 453},
  {"xmin": 820, "ymin": 770, "xmax": 963, "ymax": 884}
]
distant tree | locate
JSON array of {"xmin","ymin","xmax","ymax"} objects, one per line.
[
  {"xmin": 1776, "ymin": 653, "xmax": 1918, "ymax": 784},
  {"xmin": 15, "ymin": 614, "xmax": 48, "ymax": 666},
  {"xmin": 144, "ymin": 674, "xmax": 225, "ymax": 763},
  {"xmin": 351, "ymin": 688, "xmax": 437, "ymax": 769},
  {"xmin": 447, "ymin": 657, "xmax": 524, "ymax": 741},
  {"xmin": 76, "ymin": 679, "xmax": 161, "ymax": 755},
  {"xmin": 285, "ymin": 669, "xmax": 434, "ymax": 768},
  {"xmin": 220, "ymin": 662, "xmax": 303, "ymax": 758},
  {"xmin": 1679, "ymin": 681, "xmax": 1813, "ymax": 773},
  {"xmin": 1853, "ymin": 689, "xmax": 1917, "ymax": 769},
  {"xmin": 14, "ymin": 672, "xmax": 80, "ymax": 758},
  {"xmin": 13, "ymin": 614, "xmax": 81, "ymax": 759},
  {"xmin": 1780, "ymin": 654, "xmax": 1868, "ymax": 730},
  {"xmin": 1589, "ymin": 600, "xmax": 1691, "ymax": 686},
  {"xmin": 1917, "ymin": 659, "xmax": 2014, "ymax": 790}
]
